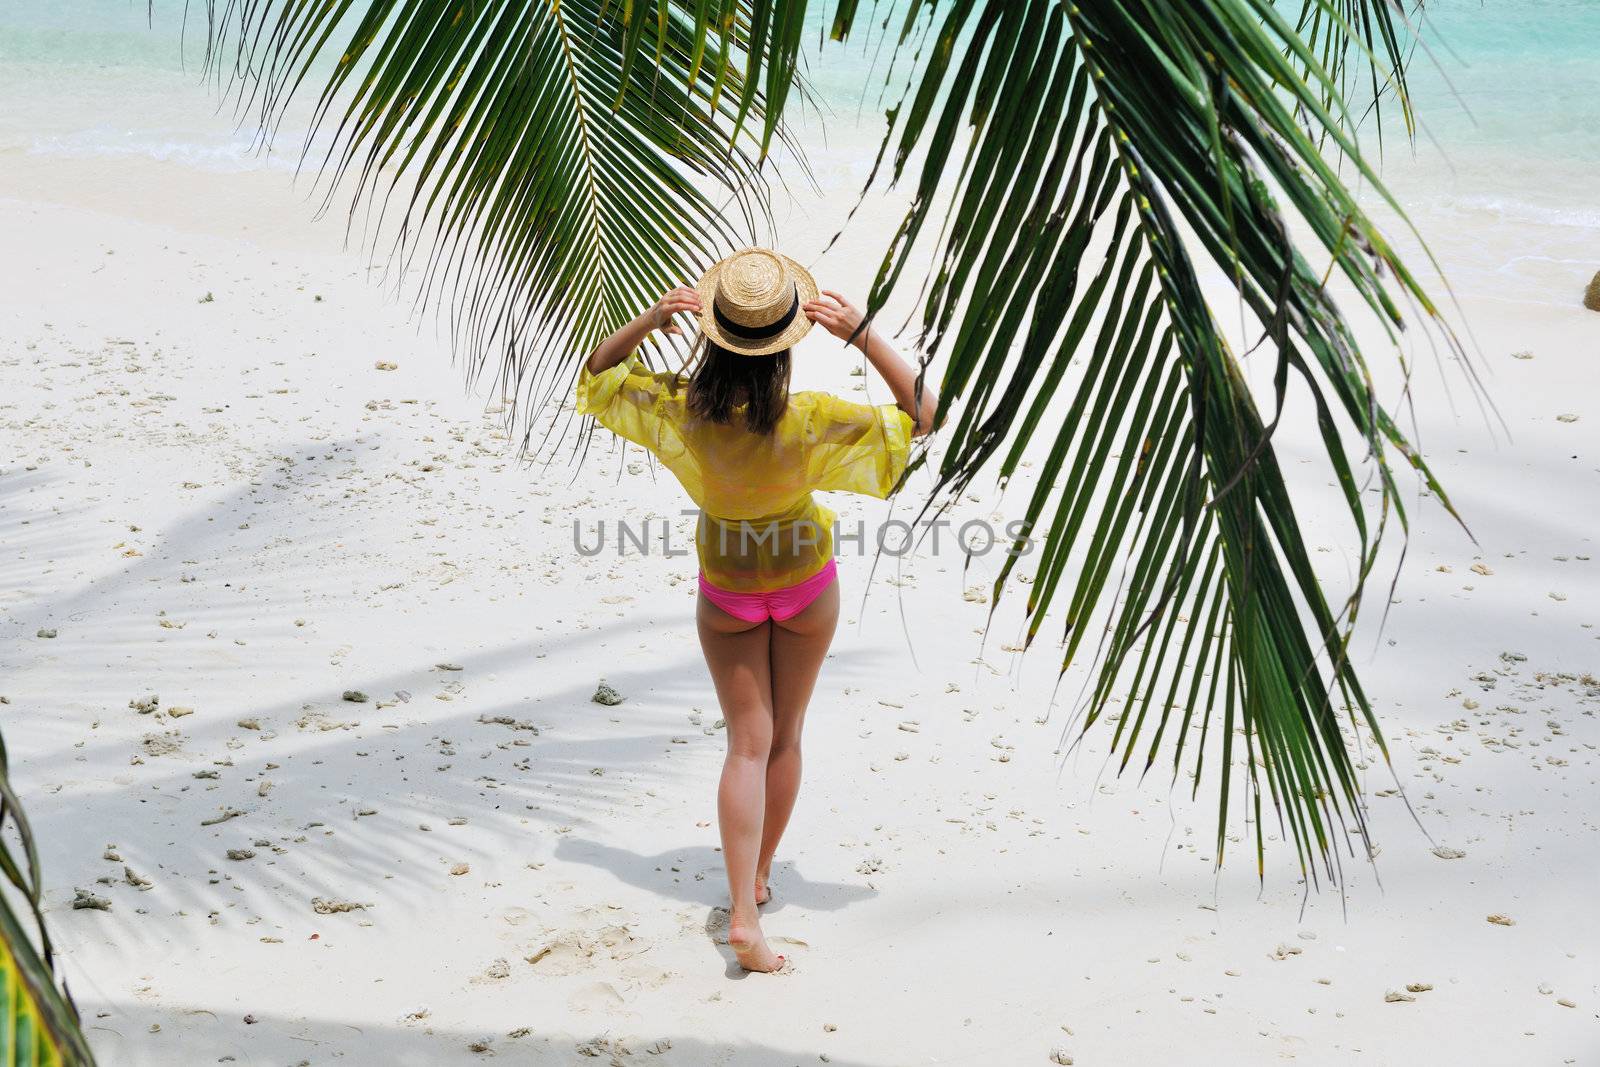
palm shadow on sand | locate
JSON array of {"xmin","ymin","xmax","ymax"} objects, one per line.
[{"xmin": 78, "ymin": 1001, "xmax": 887, "ymax": 1066}]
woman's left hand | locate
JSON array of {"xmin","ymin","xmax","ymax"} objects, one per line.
[{"xmin": 803, "ymin": 290, "xmax": 869, "ymax": 346}]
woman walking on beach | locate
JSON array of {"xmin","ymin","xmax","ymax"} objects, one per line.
[{"xmin": 577, "ymin": 248, "xmax": 938, "ymax": 972}]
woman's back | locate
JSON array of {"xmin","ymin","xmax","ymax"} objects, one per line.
[{"xmin": 577, "ymin": 356, "xmax": 913, "ymax": 590}]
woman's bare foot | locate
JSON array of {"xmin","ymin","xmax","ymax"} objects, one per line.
[
  {"xmin": 753, "ymin": 873, "xmax": 771, "ymax": 906},
  {"xmin": 727, "ymin": 913, "xmax": 785, "ymax": 972}
]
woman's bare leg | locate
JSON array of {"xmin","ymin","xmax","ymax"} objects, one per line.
[
  {"xmin": 696, "ymin": 592, "xmax": 783, "ymax": 972},
  {"xmin": 757, "ymin": 578, "xmax": 840, "ymax": 903}
]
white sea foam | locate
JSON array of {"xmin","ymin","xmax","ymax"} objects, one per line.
[
  {"xmin": 24, "ymin": 127, "xmax": 300, "ymax": 174},
  {"xmin": 1444, "ymin": 195, "xmax": 1600, "ymax": 232}
]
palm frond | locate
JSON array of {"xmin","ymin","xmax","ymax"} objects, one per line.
[
  {"xmin": 195, "ymin": 0, "xmax": 794, "ymax": 445},
  {"xmin": 814, "ymin": 0, "xmax": 1468, "ymax": 884},
  {"xmin": 1, "ymin": 731, "xmax": 97, "ymax": 1065}
]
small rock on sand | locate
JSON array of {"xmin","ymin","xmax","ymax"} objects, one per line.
[
  {"xmin": 36, "ymin": 628, "xmax": 57, "ymax": 639},
  {"xmin": 311, "ymin": 897, "xmax": 370, "ymax": 914},
  {"xmin": 342, "ymin": 690, "xmax": 369, "ymax": 703},
  {"xmin": 140, "ymin": 734, "xmax": 182, "ymax": 757},
  {"xmin": 478, "ymin": 714, "xmax": 539, "ymax": 733},
  {"xmin": 1486, "ymin": 913, "xmax": 1516, "ymax": 926},
  {"xmin": 592, "ymin": 682, "xmax": 623, "ymax": 706},
  {"xmin": 1584, "ymin": 270, "xmax": 1600, "ymax": 312},
  {"xmin": 72, "ymin": 889, "xmax": 111, "ymax": 911}
]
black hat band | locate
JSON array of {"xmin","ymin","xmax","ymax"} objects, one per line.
[{"xmin": 713, "ymin": 285, "xmax": 799, "ymax": 341}]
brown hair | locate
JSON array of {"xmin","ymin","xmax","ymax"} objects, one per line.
[{"xmin": 686, "ymin": 337, "xmax": 790, "ymax": 434}]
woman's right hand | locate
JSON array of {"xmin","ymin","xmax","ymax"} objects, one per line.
[{"xmin": 650, "ymin": 287, "xmax": 702, "ymax": 335}]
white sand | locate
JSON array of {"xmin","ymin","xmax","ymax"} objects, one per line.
[{"xmin": 3, "ymin": 115, "xmax": 1598, "ymax": 1066}]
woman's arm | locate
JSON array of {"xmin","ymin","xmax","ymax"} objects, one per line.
[
  {"xmin": 803, "ymin": 290, "xmax": 940, "ymax": 436},
  {"xmin": 584, "ymin": 287, "xmax": 702, "ymax": 375}
]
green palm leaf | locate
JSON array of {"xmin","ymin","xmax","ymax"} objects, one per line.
[
  {"xmin": 183, "ymin": 0, "xmax": 1468, "ymax": 883},
  {"xmin": 196, "ymin": 0, "xmax": 790, "ymax": 446},
  {"xmin": 1, "ymin": 731, "xmax": 97, "ymax": 1065},
  {"xmin": 810, "ymin": 0, "xmax": 1470, "ymax": 883}
]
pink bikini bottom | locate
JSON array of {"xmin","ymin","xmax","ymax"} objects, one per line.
[{"xmin": 698, "ymin": 559, "xmax": 838, "ymax": 623}]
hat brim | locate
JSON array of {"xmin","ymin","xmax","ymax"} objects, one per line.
[{"xmin": 695, "ymin": 253, "xmax": 820, "ymax": 356}]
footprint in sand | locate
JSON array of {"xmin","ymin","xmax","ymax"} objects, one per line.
[
  {"xmin": 525, "ymin": 924, "xmax": 652, "ymax": 975},
  {"xmin": 567, "ymin": 980, "xmax": 625, "ymax": 1013}
]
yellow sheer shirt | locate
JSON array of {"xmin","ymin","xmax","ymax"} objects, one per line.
[{"xmin": 576, "ymin": 353, "xmax": 914, "ymax": 592}]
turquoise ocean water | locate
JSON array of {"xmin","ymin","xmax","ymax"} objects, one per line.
[
  {"xmin": 1379, "ymin": 1, "xmax": 1600, "ymax": 302},
  {"xmin": 2, "ymin": 1, "xmax": 1596, "ymax": 301}
]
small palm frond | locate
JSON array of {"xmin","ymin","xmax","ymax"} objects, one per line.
[
  {"xmin": 809, "ymin": 0, "xmax": 1471, "ymax": 884},
  {"xmin": 1, "ymin": 732, "xmax": 97, "ymax": 1065},
  {"xmin": 1289, "ymin": 0, "xmax": 1418, "ymax": 144},
  {"xmin": 194, "ymin": 1, "xmax": 791, "ymax": 446}
]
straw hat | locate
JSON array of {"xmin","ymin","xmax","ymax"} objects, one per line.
[{"xmin": 695, "ymin": 247, "xmax": 819, "ymax": 356}]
